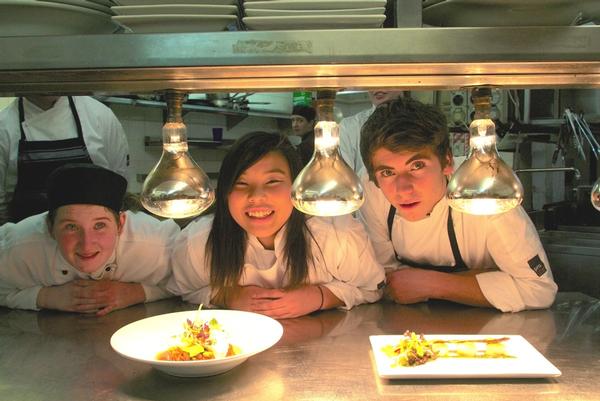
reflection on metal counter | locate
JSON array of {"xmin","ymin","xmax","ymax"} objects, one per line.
[{"xmin": 1, "ymin": 292, "xmax": 598, "ymax": 401}]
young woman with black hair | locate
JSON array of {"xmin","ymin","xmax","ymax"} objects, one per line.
[{"xmin": 168, "ymin": 131, "xmax": 384, "ymax": 319}]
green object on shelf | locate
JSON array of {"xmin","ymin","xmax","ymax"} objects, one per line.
[{"xmin": 293, "ymin": 91, "xmax": 313, "ymax": 106}]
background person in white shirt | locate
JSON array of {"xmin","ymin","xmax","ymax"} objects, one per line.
[
  {"xmin": 358, "ymin": 97, "xmax": 557, "ymax": 312},
  {"xmin": 0, "ymin": 95, "xmax": 129, "ymax": 224},
  {"xmin": 168, "ymin": 131, "xmax": 384, "ymax": 319},
  {"xmin": 339, "ymin": 90, "xmax": 404, "ymax": 173},
  {"xmin": 0, "ymin": 164, "xmax": 179, "ymax": 316}
]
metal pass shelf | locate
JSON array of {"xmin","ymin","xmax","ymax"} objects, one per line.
[{"xmin": 2, "ymin": 26, "xmax": 600, "ymax": 95}]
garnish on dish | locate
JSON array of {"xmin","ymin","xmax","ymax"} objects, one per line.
[
  {"xmin": 381, "ymin": 330, "xmax": 438, "ymax": 367},
  {"xmin": 156, "ymin": 306, "xmax": 241, "ymax": 361},
  {"xmin": 382, "ymin": 331, "xmax": 514, "ymax": 367}
]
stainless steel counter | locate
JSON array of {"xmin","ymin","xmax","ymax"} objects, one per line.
[{"xmin": 1, "ymin": 292, "xmax": 598, "ymax": 401}]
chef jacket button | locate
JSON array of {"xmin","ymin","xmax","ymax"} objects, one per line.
[{"xmin": 61, "ymin": 270, "xmax": 68, "ymax": 275}]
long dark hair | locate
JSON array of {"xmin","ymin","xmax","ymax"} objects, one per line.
[{"xmin": 207, "ymin": 131, "xmax": 313, "ymax": 301}]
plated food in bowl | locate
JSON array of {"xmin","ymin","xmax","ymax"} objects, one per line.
[
  {"xmin": 370, "ymin": 331, "xmax": 561, "ymax": 379},
  {"xmin": 156, "ymin": 314, "xmax": 241, "ymax": 361},
  {"xmin": 110, "ymin": 309, "xmax": 283, "ymax": 377}
]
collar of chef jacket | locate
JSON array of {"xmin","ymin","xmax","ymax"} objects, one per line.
[
  {"xmin": 247, "ymin": 222, "xmax": 288, "ymax": 254},
  {"xmin": 88, "ymin": 248, "xmax": 118, "ymax": 280},
  {"xmin": 393, "ymin": 194, "xmax": 449, "ymax": 225}
]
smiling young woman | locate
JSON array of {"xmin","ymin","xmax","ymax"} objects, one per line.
[{"xmin": 167, "ymin": 131, "xmax": 385, "ymax": 319}]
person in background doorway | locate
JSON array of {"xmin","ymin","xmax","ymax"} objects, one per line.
[
  {"xmin": 358, "ymin": 97, "xmax": 557, "ymax": 312},
  {"xmin": 168, "ymin": 131, "xmax": 384, "ymax": 319},
  {"xmin": 291, "ymin": 105, "xmax": 316, "ymax": 165},
  {"xmin": 0, "ymin": 164, "xmax": 179, "ymax": 316},
  {"xmin": 340, "ymin": 90, "xmax": 404, "ymax": 174},
  {"xmin": 0, "ymin": 95, "xmax": 130, "ymax": 224}
]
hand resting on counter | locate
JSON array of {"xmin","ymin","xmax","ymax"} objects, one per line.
[
  {"xmin": 36, "ymin": 279, "xmax": 146, "ymax": 317},
  {"xmin": 215, "ymin": 284, "xmax": 342, "ymax": 320}
]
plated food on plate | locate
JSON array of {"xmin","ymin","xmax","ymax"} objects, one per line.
[
  {"xmin": 380, "ymin": 330, "xmax": 513, "ymax": 367},
  {"xmin": 369, "ymin": 332, "xmax": 561, "ymax": 379},
  {"xmin": 380, "ymin": 331, "xmax": 438, "ymax": 367}
]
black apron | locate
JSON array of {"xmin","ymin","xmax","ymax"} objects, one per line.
[
  {"xmin": 387, "ymin": 205, "xmax": 469, "ymax": 273},
  {"xmin": 8, "ymin": 97, "xmax": 94, "ymax": 222}
]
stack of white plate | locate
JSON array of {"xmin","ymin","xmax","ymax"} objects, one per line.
[
  {"xmin": 422, "ymin": 0, "xmax": 600, "ymax": 27},
  {"xmin": 111, "ymin": 0, "xmax": 239, "ymax": 33},
  {"xmin": 0, "ymin": 0, "xmax": 118, "ymax": 36},
  {"xmin": 242, "ymin": 0, "xmax": 387, "ymax": 31}
]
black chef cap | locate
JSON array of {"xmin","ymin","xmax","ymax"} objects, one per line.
[
  {"xmin": 47, "ymin": 164, "xmax": 127, "ymax": 213},
  {"xmin": 292, "ymin": 105, "xmax": 316, "ymax": 122}
]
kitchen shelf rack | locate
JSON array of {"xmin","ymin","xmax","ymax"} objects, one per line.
[
  {"xmin": 2, "ymin": 26, "xmax": 600, "ymax": 95},
  {"xmin": 98, "ymin": 96, "xmax": 290, "ymax": 130},
  {"xmin": 144, "ymin": 136, "xmax": 234, "ymax": 149}
]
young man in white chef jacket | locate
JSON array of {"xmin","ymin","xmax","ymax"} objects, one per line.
[
  {"xmin": 358, "ymin": 97, "xmax": 557, "ymax": 312},
  {"xmin": 0, "ymin": 164, "xmax": 179, "ymax": 316}
]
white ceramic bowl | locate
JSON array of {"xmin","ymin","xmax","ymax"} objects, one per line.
[{"xmin": 110, "ymin": 309, "xmax": 283, "ymax": 377}]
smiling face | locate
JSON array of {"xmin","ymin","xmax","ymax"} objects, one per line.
[
  {"xmin": 50, "ymin": 205, "xmax": 125, "ymax": 273},
  {"xmin": 227, "ymin": 151, "xmax": 294, "ymax": 250},
  {"xmin": 372, "ymin": 147, "xmax": 453, "ymax": 221}
]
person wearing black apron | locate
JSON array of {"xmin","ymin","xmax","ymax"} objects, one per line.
[
  {"xmin": 8, "ymin": 96, "xmax": 93, "ymax": 222},
  {"xmin": 387, "ymin": 205, "xmax": 468, "ymax": 273}
]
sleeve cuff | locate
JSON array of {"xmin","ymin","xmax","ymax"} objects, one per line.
[
  {"xmin": 322, "ymin": 282, "xmax": 382, "ymax": 310},
  {"xmin": 2, "ymin": 286, "xmax": 43, "ymax": 311},
  {"xmin": 141, "ymin": 284, "xmax": 172, "ymax": 303},
  {"xmin": 476, "ymin": 271, "xmax": 526, "ymax": 312}
]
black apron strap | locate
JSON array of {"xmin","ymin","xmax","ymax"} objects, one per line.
[
  {"xmin": 387, "ymin": 204, "xmax": 396, "ymax": 240},
  {"xmin": 18, "ymin": 97, "xmax": 26, "ymax": 140},
  {"xmin": 388, "ymin": 204, "xmax": 469, "ymax": 273},
  {"xmin": 447, "ymin": 208, "xmax": 468, "ymax": 271},
  {"xmin": 67, "ymin": 96, "xmax": 84, "ymax": 139}
]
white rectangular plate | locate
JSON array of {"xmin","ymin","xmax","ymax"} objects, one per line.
[
  {"xmin": 244, "ymin": 7, "xmax": 384, "ymax": 17},
  {"xmin": 112, "ymin": 4, "xmax": 238, "ymax": 15},
  {"xmin": 113, "ymin": 0, "xmax": 237, "ymax": 5},
  {"xmin": 244, "ymin": 0, "xmax": 386, "ymax": 11},
  {"xmin": 243, "ymin": 15, "xmax": 385, "ymax": 30},
  {"xmin": 370, "ymin": 334, "xmax": 561, "ymax": 379},
  {"xmin": 112, "ymin": 14, "xmax": 238, "ymax": 33}
]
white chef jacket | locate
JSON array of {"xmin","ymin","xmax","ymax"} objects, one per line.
[
  {"xmin": 167, "ymin": 214, "xmax": 385, "ymax": 309},
  {"xmin": 0, "ymin": 211, "xmax": 180, "ymax": 310},
  {"xmin": 339, "ymin": 106, "xmax": 375, "ymax": 173},
  {"xmin": 359, "ymin": 176, "xmax": 558, "ymax": 313},
  {"xmin": 0, "ymin": 96, "xmax": 130, "ymax": 224}
]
